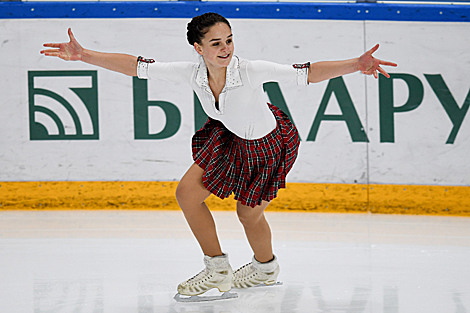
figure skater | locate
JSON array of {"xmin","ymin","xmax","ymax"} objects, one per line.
[{"xmin": 41, "ymin": 12, "xmax": 397, "ymax": 300}]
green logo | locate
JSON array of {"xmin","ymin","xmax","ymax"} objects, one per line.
[
  {"xmin": 133, "ymin": 77, "xmax": 181, "ymax": 140},
  {"xmin": 28, "ymin": 71, "xmax": 99, "ymax": 140}
]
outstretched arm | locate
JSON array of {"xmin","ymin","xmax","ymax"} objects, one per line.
[
  {"xmin": 308, "ymin": 44, "xmax": 397, "ymax": 83},
  {"xmin": 40, "ymin": 28, "xmax": 138, "ymax": 77}
]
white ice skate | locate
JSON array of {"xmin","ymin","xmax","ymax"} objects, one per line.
[
  {"xmin": 174, "ymin": 254, "xmax": 238, "ymax": 302},
  {"xmin": 232, "ymin": 255, "xmax": 282, "ymax": 289}
]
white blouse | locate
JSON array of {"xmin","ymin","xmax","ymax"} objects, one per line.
[{"xmin": 137, "ymin": 56, "xmax": 308, "ymax": 140}]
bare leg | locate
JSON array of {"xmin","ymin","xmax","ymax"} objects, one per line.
[
  {"xmin": 236, "ymin": 200, "xmax": 273, "ymax": 263},
  {"xmin": 176, "ymin": 163, "xmax": 223, "ymax": 257}
]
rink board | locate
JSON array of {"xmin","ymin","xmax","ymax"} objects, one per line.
[
  {"xmin": 1, "ymin": 181, "xmax": 469, "ymax": 216},
  {"xmin": 0, "ymin": 2, "xmax": 469, "ymax": 214}
]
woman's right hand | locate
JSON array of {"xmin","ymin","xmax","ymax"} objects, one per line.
[{"xmin": 40, "ymin": 28, "xmax": 83, "ymax": 61}]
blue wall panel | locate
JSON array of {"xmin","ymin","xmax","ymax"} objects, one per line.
[{"xmin": 1, "ymin": 1, "xmax": 469, "ymax": 22}]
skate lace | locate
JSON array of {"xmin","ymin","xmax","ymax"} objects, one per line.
[
  {"xmin": 233, "ymin": 262, "xmax": 254, "ymax": 280},
  {"xmin": 186, "ymin": 268, "xmax": 209, "ymax": 285}
]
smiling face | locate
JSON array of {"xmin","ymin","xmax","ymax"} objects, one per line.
[{"xmin": 194, "ymin": 22, "xmax": 234, "ymax": 70}]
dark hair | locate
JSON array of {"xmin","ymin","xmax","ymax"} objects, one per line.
[{"xmin": 187, "ymin": 12, "xmax": 231, "ymax": 46}]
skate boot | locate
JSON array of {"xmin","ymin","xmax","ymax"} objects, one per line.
[
  {"xmin": 232, "ymin": 255, "xmax": 280, "ymax": 289},
  {"xmin": 174, "ymin": 254, "xmax": 237, "ymax": 302}
]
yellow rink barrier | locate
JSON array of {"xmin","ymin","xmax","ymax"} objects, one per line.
[{"xmin": 0, "ymin": 181, "xmax": 469, "ymax": 216}]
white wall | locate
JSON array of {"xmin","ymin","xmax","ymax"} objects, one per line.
[{"xmin": 0, "ymin": 18, "xmax": 469, "ymax": 185}]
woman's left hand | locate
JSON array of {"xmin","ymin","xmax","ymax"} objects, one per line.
[{"xmin": 358, "ymin": 44, "xmax": 397, "ymax": 79}]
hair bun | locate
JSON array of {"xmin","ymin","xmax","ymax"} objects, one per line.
[{"xmin": 187, "ymin": 13, "xmax": 231, "ymax": 46}]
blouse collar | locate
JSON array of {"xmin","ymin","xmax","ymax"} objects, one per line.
[{"xmin": 195, "ymin": 55, "xmax": 243, "ymax": 91}]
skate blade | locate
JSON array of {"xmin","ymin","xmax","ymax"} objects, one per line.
[
  {"xmin": 256, "ymin": 281, "xmax": 283, "ymax": 287},
  {"xmin": 233, "ymin": 281, "xmax": 283, "ymax": 289},
  {"xmin": 174, "ymin": 291, "xmax": 238, "ymax": 303}
]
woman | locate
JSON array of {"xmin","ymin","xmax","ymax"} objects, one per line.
[{"xmin": 41, "ymin": 12, "xmax": 396, "ymax": 298}]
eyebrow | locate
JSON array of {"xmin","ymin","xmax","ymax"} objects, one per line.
[{"xmin": 209, "ymin": 34, "xmax": 233, "ymax": 42}]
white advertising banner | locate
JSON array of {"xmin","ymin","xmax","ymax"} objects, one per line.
[{"xmin": 0, "ymin": 18, "xmax": 469, "ymax": 185}]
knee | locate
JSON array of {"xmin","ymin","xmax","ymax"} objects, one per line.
[
  {"xmin": 175, "ymin": 181, "xmax": 191, "ymax": 205},
  {"xmin": 237, "ymin": 207, "xmax": 260, "ymax": 229},
  {"xmin": 237, "ymin": 201, "xmax": 270, "ymax": 228},
  {"xmin": 175, "ymin": 179, "xmax": 210, "ymax": 210}
]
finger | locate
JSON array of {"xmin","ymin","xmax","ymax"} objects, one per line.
[
  {"xmin": 43, "ymin": 51, "xmax": 62, "ymax": 57},
  {"xmin": 379, "ymin": 60, "xmax": 398, "ymax": 67},
  {"xmin": 377, "ymin": 66, "xmax": 390, "ymax": 78},
  {"xmin": 40, "ymin": 49, "xmax": 60, "ymax": 54},
  {"xmin": 68, "ymin": 28, "xmax": 76, "ymax": 42},
  {"xmin": 367, "ymin": 44, "xmax": 379, "ymax": 55},
  {"xmin": 43, "ymin": 43, "xmax": 61, "ymax": 48}
]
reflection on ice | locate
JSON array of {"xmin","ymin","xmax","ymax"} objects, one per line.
[
  {"xmin": 29, "ymin": 278, "xmax": 468, "ymax": 313},
  {"xmin": 34, "ymin": 279, "xmax": 104, "ymax": 312}
]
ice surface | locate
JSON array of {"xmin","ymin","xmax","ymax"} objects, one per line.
[{"xmin": 0, "ymin": 210, "xmax": 469, "ymax": 313}]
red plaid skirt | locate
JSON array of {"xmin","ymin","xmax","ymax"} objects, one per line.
[{"xmin": 192, "ymin": 103, "xmax": 300, "ymax": 208}]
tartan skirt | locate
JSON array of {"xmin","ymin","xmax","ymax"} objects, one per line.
[{"xmin": 192, "ymin": 103, "xmax": 300, "ymax": 208}]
